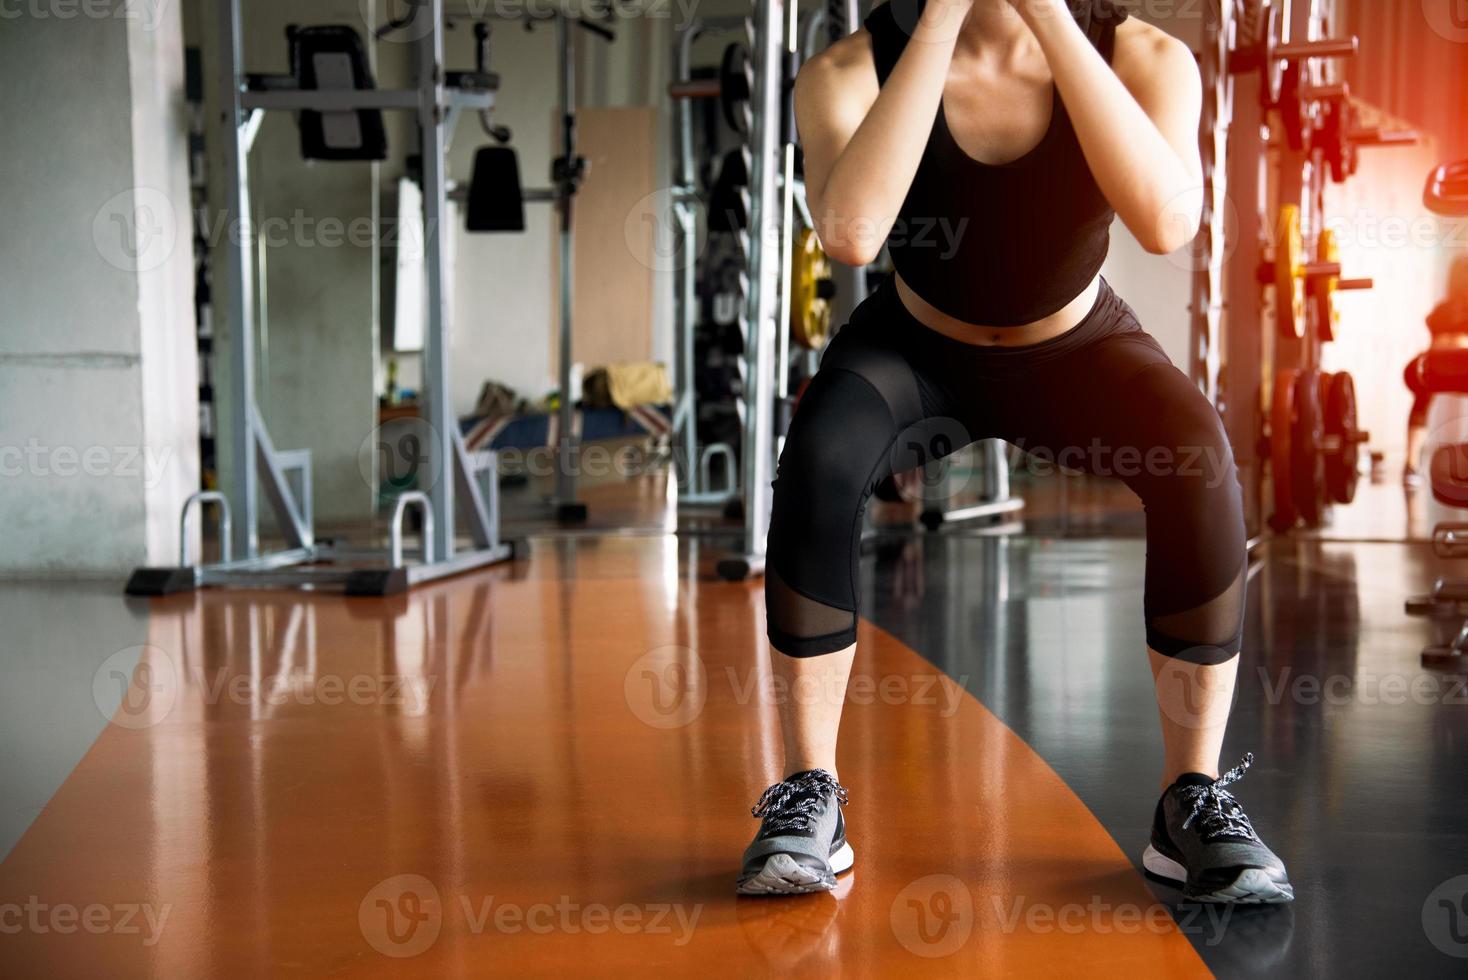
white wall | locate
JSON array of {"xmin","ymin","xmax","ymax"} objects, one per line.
[{"xmin": 0, "ymin": 2, "xmax": 199, "ymax": 576}]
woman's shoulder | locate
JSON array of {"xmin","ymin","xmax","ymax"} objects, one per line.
[
  {"xmin": 799, "ymin": 30, "xmax": 875, "ymax": 89},
  {"xmin": 1112, "ymin": 17, "xmax": 1197, "ymax": 87}
]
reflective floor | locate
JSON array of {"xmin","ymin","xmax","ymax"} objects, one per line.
[
  {"xmin": 1, "ymin": 512, "xmax": 1466, "ymax": 975},
  {"xmin": 865, "ymin": 531, "xmax": 1468, "ymax": 977}
]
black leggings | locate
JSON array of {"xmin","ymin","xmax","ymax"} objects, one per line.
[{"xmin": 766, "ymin": 277, "xmax": 1246, "ymax": 665}]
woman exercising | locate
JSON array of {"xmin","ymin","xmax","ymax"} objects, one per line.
[
  {"xmin": 1404, "ymin": 256, "xmax": 1468, "ymax": 487},
  {"xmin": 737, "ymin": 0, "xmax": 1293, "ymax": 903}
]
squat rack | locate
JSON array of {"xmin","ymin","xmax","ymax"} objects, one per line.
[{"xmin": 127, "ymin": 0, "xmax": 515, "ymax": 596}]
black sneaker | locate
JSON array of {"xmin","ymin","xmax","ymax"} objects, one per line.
[
  {"xmin": 737, "ymin": 769, "xmax": 854, "ymax": 896},
  {"xmin": 1143, "ymin": 754, "xmax": 1294, "ymax": 904}
]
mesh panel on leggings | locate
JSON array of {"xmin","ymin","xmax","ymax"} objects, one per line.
[
  {"xmin": 1148, "ymin": 563, "xmax": 1246, "ymax": 664},
  {"xmin": 766, "ymin": 565, "xmax": 856, "ymax": 646}
]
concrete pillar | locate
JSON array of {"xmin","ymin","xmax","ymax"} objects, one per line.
[{"xmin": 0, "ymin": 2, "xmax": 199, "ymax": 576}]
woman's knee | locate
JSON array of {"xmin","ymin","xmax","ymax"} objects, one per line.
[{"xmin": 767, "ymin": 368, "xmax": 904, "ymax": 655}]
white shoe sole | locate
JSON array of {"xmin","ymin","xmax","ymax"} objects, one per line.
[
  {"xmin": 737, "ymin": 842, "xmax": 854, "ymax": 896},
  {"xmin": 1142, "ymin": 844, "xmax": 1295, "ymax": 904}
]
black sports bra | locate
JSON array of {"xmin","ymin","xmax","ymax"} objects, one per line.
[{"xmin": 863, "ymin": 0, "xmax": 1128, "ymax": 326}]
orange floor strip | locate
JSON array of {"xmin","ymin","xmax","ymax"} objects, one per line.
[{"xmin": 0, "ymin": 539, "xmax": 1210, "ymax": 977}]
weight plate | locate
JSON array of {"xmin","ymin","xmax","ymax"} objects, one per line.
[
  {"xmin": 719, "ymin": 43, "xmax": 752, "ymax": 136},
  {"xmin": 1271, "ymin": 368, "xmax": 1298, "ymax": 530},
  {"xmin": 1279, "ymin": 60, "xmax": 1308, "ymax": 152},
  {"xmin": 707, "ymin": 150, "xmax": 749, "ymax": 234},
  {"xmin": 1254, "ymin": 2, "xmax": 1285, "ymax": 105},
  {"xmin": 1313, "ymin": 228, "xmax": 1341, "ymax": 342},
  {"xmin": 1292, "ymin": 370, "xmax": 1326, "ymax": 527},
  {"xmin": 1325, "ymin": 371, "xmax": 1361, "ymax": 504},
  {"xmin": 1318, "ymin": 100, "xmax": 1344, "ymax": 182},
  {"xmin": 1275, "ymin": 204, "xmax": 1306, "ymax": 339},
  {"xmin": 789, "ymin": 227, "xmax": 834, "ymax": 351}
]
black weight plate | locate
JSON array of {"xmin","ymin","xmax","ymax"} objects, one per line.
[
  {"xmin": 1292, "ymin": 370, "xmax": 1326, "ymax": 527},
  {"xmin": 1271, "ymin": 369, "xmax": 1298, "ymax": 531},
  {"xmin": 1279, "ymin": 60, "xmax": 1308, "ymax": 152},
  {"xmin": 1325, "ymin": 371, "xmax": 1361, "ymax": 504},
  {"xmin": 719, "ymin": 43, "xmax": 752, "ymax": 135}
]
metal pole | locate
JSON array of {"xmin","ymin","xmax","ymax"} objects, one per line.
[
  {"xmin": 738, "ymin": 0, "xmax": 786, "ymax": 568},
  {"xmin": 673, "ymin": 25, "xmax": 701, "ymax": 497},
  {"xmin": 217, "ymin": 0, "xmax": 258, "ymax": 559},
  {"xmin": 1189, "ymin": 0, "xmax": 1232, "ymax": 402},
  {"xmin": 417, "ymin": 0, "xmax": 455, "ymax": 560},
  {"xmin": 553, "ymin": 17, "xmax": 580, "ymax": 516},
  {"xmin": 822, "ymin": 0, "xmax": 867, "ymax": 333},
  {"xmin": 774, "ymin": 0, "xmax": 798, "ymax": 415}
]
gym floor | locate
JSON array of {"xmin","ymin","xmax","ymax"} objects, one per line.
[{"xmin": 3, "ymin": 473, "xmax": 1466, "ymax": 977}]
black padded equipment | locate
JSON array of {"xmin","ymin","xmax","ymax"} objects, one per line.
[
  {"xmin": 287, "ymin": 25, "xmax": 388, "ymax": 161},
  {"xmin": 1426, "ymin": 161, "xmax": 1468, "ymax": 217},
  {"xmin": 466, "ymin": 146, "xmax": 527, "ymax": 233}
]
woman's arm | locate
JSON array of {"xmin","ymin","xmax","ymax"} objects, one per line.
[
  {"xmin": 796, "ymin": 0, "xmax": 972, "ymax": 265},
  {"xmin": 1013, "ymin": 0, "xmax": 1203, "ymax": 254}
]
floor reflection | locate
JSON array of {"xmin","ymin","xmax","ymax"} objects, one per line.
[{"xmin": 867, "ymin": 532, "xmax": 1468, "ymax": 978}]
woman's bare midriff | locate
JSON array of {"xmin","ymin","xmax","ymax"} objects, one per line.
[{"xmin": 895, "ymin": 272, "xmax": 1102, "ymax": 347}]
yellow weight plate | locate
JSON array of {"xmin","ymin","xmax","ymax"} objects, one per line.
[
  {"xmin": 790, "ymin": 227, "xmax": 834, "ymax": 351},
  {"xmin": 1275, "ymin": 204, "xmax": 1306, "ymax": 339}
]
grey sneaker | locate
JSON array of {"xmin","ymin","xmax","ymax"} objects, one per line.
[
  {"xmin": 1143, "ymin": 754, "xmax": 1294, "ymax": 904},
  {"xmin": 737, "ymin": 769, "xmax": 854, "ymax": 896}
]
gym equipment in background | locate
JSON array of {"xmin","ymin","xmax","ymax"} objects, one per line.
[
  {"xmin": 1265, "ymin": 203, "xmax": 1373, "ymax": 341},
  {"xmin": 456, "ymin": 14, "xmax": 616, "ymax": 524},
  {"xmin": 668, "ymin": 19, "xmax": 748, "ymax": 510},
  {"xmin": 713, "ymin": 0, "xmax": 785, "ymax": 582},
  {"xmin": 1202, "ymin": 0, "xmax": 1415, "ymax": 535},
  {"xmin": 665, "ymin": 7, "xmax": 803, "ymax": 567},
  {"xmin": 128, "ymin": 0, "xmax": 514, "ymax": 597},
  {"xmin": 788, "ymin": 228, "xmax": 835, "ymax": 352},
  {"xmin": 1267, "ymin": 368, "xmax": 1368, "ymax": 528},
  {"xmin": 1426, "ymin": 161, "xmax": 1468, "ymax": 217},
  {"xmin": 1406, "ymin": 160, "xmax": 1468, "ymax": 667},
  {"xmin": 465, "ymin": 146, "xmax": 526, "ymax": 233}
]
